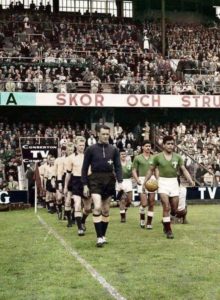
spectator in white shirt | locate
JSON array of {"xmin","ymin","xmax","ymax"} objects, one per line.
[
  {"xmin": 114, "ymin": 122, "xmax": 123, "ymax": 138},
  {"xmin": 87, "ymin": 134, "xmax": 97, "ymax": 146}
]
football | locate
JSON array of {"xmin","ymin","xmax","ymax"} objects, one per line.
[{"xmin": 145, "ymin": 179, "xmax": 158, "ymax": 192}]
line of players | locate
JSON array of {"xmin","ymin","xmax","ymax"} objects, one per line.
[
  {"xmin": 37, "ymin": 136, "xmax": 191, "ymax": 243},
  {"xmin": 38, "ymin": 137, "xmax": 92, "ymax": 237}
]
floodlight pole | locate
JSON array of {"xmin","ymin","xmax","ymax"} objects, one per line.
[{"xmin": 161, "ymin": 0, "xmax": 166, "ymax": 57}]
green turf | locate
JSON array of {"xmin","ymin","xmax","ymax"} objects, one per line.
[{"xmin": 0, "ymin": 205, "xmax": 220, "ymax": 300}]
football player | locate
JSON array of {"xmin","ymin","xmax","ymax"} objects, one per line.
[
  {"xmin": 64, "ymin": 137, "xmax": 86, "ymax": 236},
  {"xmin": 132, "ymin": 140, "xmax": 156, "ymax": 229},
  {"xmin": 44, "ymin": 156, "xmax": 56, "ymax": 213},
  {"xmin": 54, "ymin": 146, "xmax": 67, "ymax": 220},
  {"xmin": 116, "ymin": 149, "xmax": 133, "ymax": 223},
  {"xmin": 144, "ymin": 135, "xmax": 194, "ymax": 239}
]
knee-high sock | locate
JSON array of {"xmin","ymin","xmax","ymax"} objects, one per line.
[
  {"xmin": 93, "ymin": 214, "xmax": 102, "ymax": 238},
  {"xmin": 101, "ymin": 215, "xmax": 109, "ymax": 237}
]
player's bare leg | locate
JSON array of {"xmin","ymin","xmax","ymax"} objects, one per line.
[
  {"xmin": 160, "ymin": 193, "xmax": 174, "ymax": 239},
  {"xmin": 73, "ymin": 195, "xmax": 84, "ymax": 236},
  {"xmin": 146, "ymin": 193, "xmax": 155, "ymax": 229},
  {"xmin": 48, "ymin": 192, "xmax": 56, "ymax": 214},
  {"xmin": 140, "ymin": 193, "xmax": 147, "ymax": 228},
  {"xmin": 81, "ymin": 197, "xmax": 92, "ymax": 231},
  {"xmin": 125, "ymin": 191, "xmax": 132, "ymax": 222},
  {"xmin": 56, "ymin": 190, "xmax": 63, "ymax": 220},
  {"xmin": 65, "ymin": 192, "xmax": 73, "ymax": 227},
  {"xmin": 170, "ymin": 196, "xmax": 179, "ymax": 224},
  {"xmin": 119, "ymin": 193, "xmax": 127, "ymax": 223}
]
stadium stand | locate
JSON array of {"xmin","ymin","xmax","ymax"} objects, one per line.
[{"xmin": 0, "ymin": 7, "xmax": 220, "ymax": 94}]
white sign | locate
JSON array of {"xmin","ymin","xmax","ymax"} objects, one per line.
[{"xmin": 36, "ymin": 93, "xmax": 220, "ymax": 108}]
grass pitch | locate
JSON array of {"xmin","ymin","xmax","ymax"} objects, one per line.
[{"xmin": 0, "ymin": 205, "xmax": 220, "ymax": 300}]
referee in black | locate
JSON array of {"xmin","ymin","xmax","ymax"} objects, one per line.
[{"xmin": 82, "ymin": 125, "xmax": 123, "ymax": 247}]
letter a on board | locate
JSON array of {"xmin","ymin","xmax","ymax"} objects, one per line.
[{"xmin": 6, "ymin": 93, "xmax": 17, "ymax": 105}]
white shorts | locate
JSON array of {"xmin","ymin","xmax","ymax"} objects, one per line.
[
  {"xmin": 178, "ymin": 186, "xmax": 187, "ymax": 211},
  {"xmin": 158, "ymin": 177, "xmax": 179, "ymax": 197},
  {"xmin": 138, "ymin": 176, "xmax": 156, "ymax": 194},
  {"xmin": 116, "ymin": 179, "xmax": 132, "ymax": 193}
]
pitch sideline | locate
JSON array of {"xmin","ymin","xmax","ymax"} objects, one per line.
[{"xmin": 37, "ymin": 215, "xmax": 127, "ymax": 300}]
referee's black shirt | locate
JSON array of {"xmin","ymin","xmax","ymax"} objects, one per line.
[{"xmin": 81, "ymin": 143, "xmax": 123, "ymax": 185}]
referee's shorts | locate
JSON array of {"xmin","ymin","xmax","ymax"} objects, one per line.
[{"xmin": 88, "ymin": 172, "xmax": 116, "ymax": 200}]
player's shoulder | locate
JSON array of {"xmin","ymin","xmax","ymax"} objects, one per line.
[
  {"xmin": 85, "ymin": 144, "xmax": 97, "ymax": 153},
  {"xmin": 132, "ymin": 153, "xmax": 141, "ymax": 163},
  {"xmin": 149, "ymin": 154, "xmax": 156, "ymax": 161},
  {"xmin": 155, "ymin": 152, "xmax": 163, "ymax": 158},
  {"xmin": 67, "ymin": 153, "xmax": 75, "ymax": 159},
  {"xmin": 173, "ymin": 152, "xmax": 183, "ymax": 159},
  {"xmin": 89, "ymin": 143, "xmax": 98, "ymax": 149},
  {"xmin": 152, "ymin": 152, "xmax": 162, "ymax": 161},
  {"xmin": 134, "ymin": 153, "xmax": 142, "ymax": 160},
  {"xmin": 110, "ymin": 144, "xmax": 119, "ymax": 152},
  {"xmin": 150, "ymin": 153, "xmax": 156, "ymax": 159}
]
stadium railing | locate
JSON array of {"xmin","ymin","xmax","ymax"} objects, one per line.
[{"xmin": 1, "ymin": 80, "xmax": 219, "ymax": 95}]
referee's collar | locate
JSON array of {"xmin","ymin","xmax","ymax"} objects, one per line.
[{"xmin": 97, "ymin": 142, "xmax": 109, "ymax": 146}]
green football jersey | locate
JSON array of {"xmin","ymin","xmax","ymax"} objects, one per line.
[
  {"xmin": 122, "ymin": 162, "xmax": 132, "ymax": 179},
  {"xmin": 132, "ymin": 154, "xmax": 153, "ymax": 177},
  {"xmin": 152, "ymin": 152, "xmax": 183, "ymax": 178}
]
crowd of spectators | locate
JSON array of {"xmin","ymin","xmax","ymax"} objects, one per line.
[
  {"xmin": 0, "ymin": 5, "xmax": 220, "ymax": 94},
  {"xmin": 1, "ymin": 118, "xmax": 220, "ymax": 189}
]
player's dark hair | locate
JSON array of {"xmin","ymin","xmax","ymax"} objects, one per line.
[
  {"xmin": 97, "ymin": 124, "xmax": 110, "ymax": 132},
  {"xmin": 163, "ymin": 135, "xmax": 174, "ymax": 144},
  {"xmin": 142, "ymin": 140, "xmax": 151, "ymax": 147},
  {"xmin": 119, "ymin": 148, "xmax": 126, "ymax": 153}
]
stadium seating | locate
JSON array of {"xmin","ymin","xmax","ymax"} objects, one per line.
[{"xmin": 0, "ymin": 8, "xmax": 219, "ymax": 94}]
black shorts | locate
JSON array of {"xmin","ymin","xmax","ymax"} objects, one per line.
[
  {"xmin": 88, "ymin": 172, "xmax": 116, "ymax": 200},
  {"xmin": 46, "ymin": 178, "xmax": 56, "ymax": 193},
  {"xmin": 56, "ymin": 173, "xmax": 66, "ymax": 190},
  {"xmin": 67, "ymin": 174, "xmax": 73, "ymax": 192},
  {"xmin": 70, "ymin": 176, "xmax": 83, "ymax": 197}
]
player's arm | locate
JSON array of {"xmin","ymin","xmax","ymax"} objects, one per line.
[
  {"xmin": 132, "ymin": 158, "xmax": 141, "ymax": 185},
  {"xmin": 180, "ymin": 165, "xmax": 195, "ymax": 186},
  {"xmin": 114, "ymin": 148, "xmax": 123, "ymax": 183},
  {"xmin": 39, "ymin": 166, "xmax": 45, "ymax": 189},
  {"xmin": 81, "ymin": 148, "xmax": 91, "ymax": 186},
  {"xmin": 56, "ymin": 160, "xmax": 64, "ymax": 181},
  {"xmin": 113, "ymin": 148, "xmax": 123, "ymax": 190},
  {"xmin": 155, "ymin": 167, "xmax": 159, "ymax": 180},
  {"xmin": 54, "ymin": 159, "xmax": 58, "ymax": 177},
  {"xmin": 54, "ymin": 159, "xmax": 60, "ymax": 190},
  {"xmin": 64, "ymin": 158, "xmax": 72, "ymax": 194},
  {"xmin": 57, "ymin": 160, "xmax": 65, "ymax": 192},
  {"xmin": 81, "ymin": 148, "xmax": 92, "ymax": 197},
  {"xmin": 44, "ymin": 165, "xmax": 49, "ymax": 181},
  {"xmin": 144, "ymin": 165, "xmax": 156, "ymax": 183},
  {"xmin": 132, "ymin": 168, "xmax": 142, "ymax": 185}
]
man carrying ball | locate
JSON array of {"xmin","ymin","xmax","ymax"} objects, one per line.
[{"xmin": 144, "ymin": 135, "xmax": 194, "ymax": 239}]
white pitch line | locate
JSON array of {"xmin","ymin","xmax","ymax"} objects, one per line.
[{"xmin": 37, "ymin": 215, "xmax": 127, "ymax": 300}]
